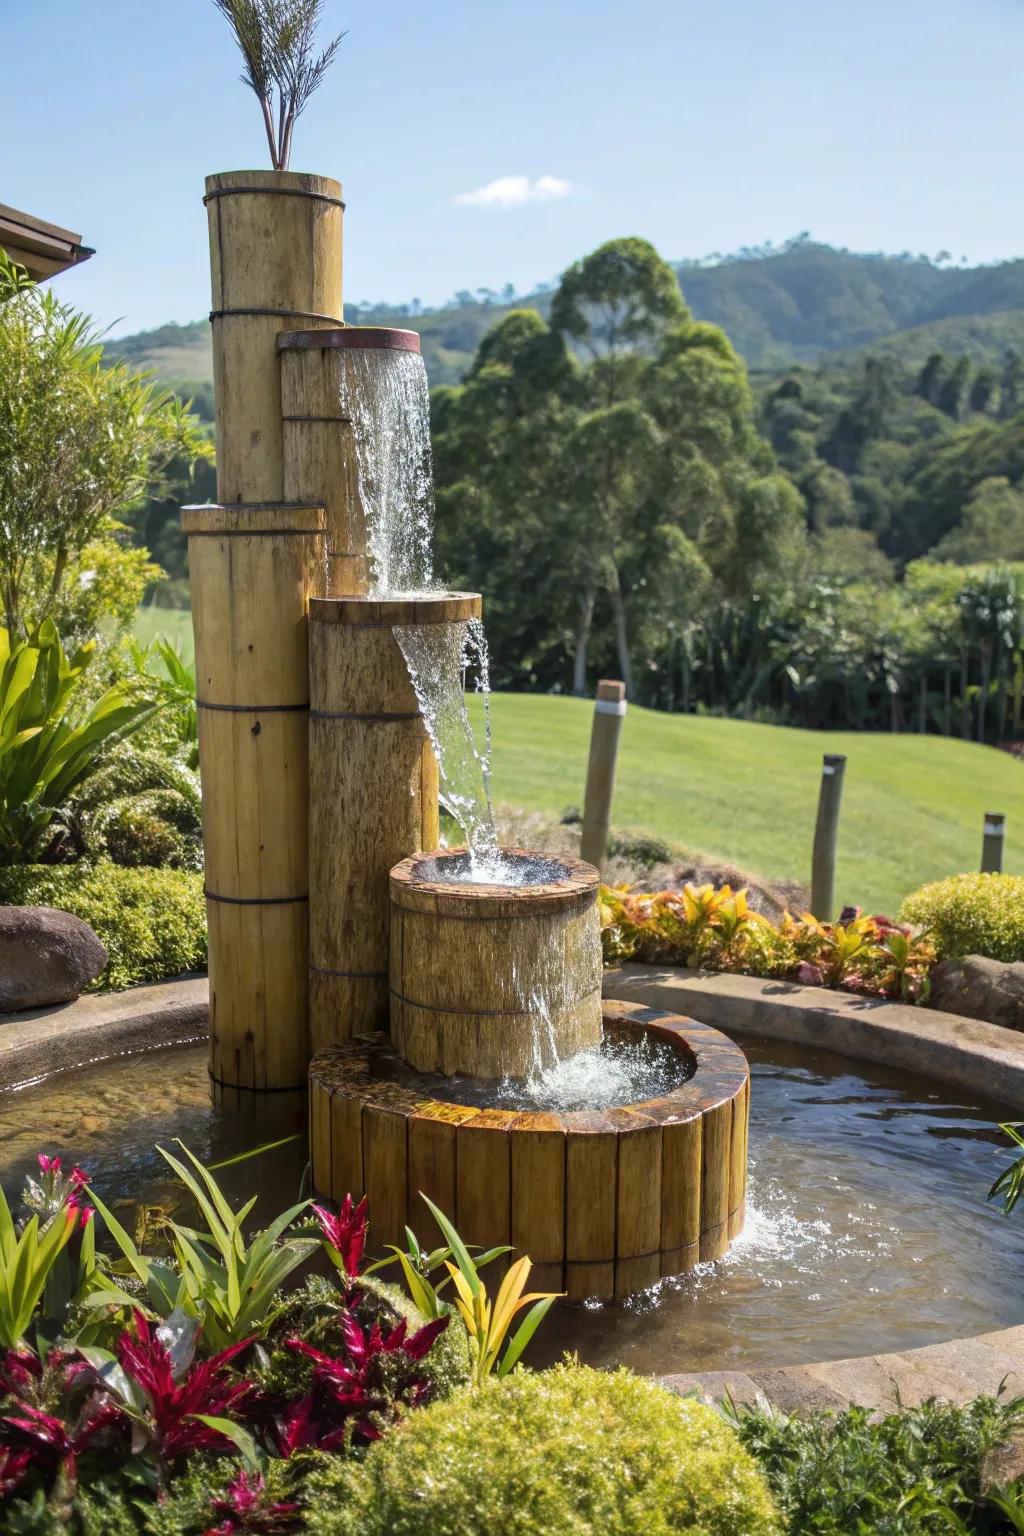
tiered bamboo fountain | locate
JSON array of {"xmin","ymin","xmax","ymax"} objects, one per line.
[{"xmin": 186, "ymin": 165, "xmax": 749, "ymax": 1301}]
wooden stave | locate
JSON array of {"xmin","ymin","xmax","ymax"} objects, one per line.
[{"xmin": 308, "ymin": 1004, "xmax": 749, "ymax": 1299}]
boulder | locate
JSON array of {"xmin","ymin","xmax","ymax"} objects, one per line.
[
  {"xmin": 929, "ymin": 954, "xmax": 1024, "ymax": 1032},
  {"xmin": 981, "ymin": 1433, "xmax": 1024, "ymax": 1493},
  {"xmin": 0, "ymin": 906, "xmax": 107, "ymax": 1012}
]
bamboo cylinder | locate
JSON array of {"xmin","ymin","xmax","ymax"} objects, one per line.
[
  {"xmin": 205, "ymin": 170, "xmax": 343, "ymax": 504},
  {"xmin": 308, "ymin": 593, "xmax": 481, "ymax": 1052},
  {"xmin": 279, "ymin": 328, "xmax": 421, "ymax": 597},
  {"xmin": 184, "ymin": 502, "xmax": 327, "ymax": 1090},
  {"xmin": 389, "ymin": 849, "xmax": 604, "ymax": 1078}
]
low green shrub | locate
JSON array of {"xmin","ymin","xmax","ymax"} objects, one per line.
[
  {"xmin": 607, "ymin": 828, "xmax": 673, "ymax": 867},
  {"xmin": 900, "ymin": 872, "xmax": 1024, "ymax": 964},
  {"xmin": 307, "ymin": 1362, "xmax": 780, "ymax": 1536},
  {"xmin": 0, "ymin": 861, "xmax": 206, "ymax": 988},
  {"xmin": 70, "ymin": 745, "xmax": 203, "ymax": 870},
  {"xmin": 731, "ymin": 1394, "xmax": 1024, "ymax": 1534}
]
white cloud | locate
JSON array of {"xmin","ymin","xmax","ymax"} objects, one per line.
[{"xmin": 453, "ymin": 175, "xmax": 573, "ymax": 209}]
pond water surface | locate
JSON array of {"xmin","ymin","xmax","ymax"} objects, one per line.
[{"xmin": 0, "ymin": 1034, "xmax": 1018, "ymax": 1375}]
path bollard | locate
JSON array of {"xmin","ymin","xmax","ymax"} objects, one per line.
[
  {"xmin": 580, "ymin": 680, "xmax": 627, "ymax": 874},
  {"xmin": 810, "ymin": 753, "xmax": 847, "ymax": 921},
  {"xmin": 981, "ymin": 812, "xmax": 1006, "ymax": 874}
]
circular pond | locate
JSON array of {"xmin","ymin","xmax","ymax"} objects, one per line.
[{"xmin": 0, "ymin": 1032, "xmax": 1019, "ymax": 1373}]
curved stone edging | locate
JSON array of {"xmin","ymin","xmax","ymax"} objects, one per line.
[
  {"xmin": 0, "ymin": 975, "xmax": 208, "ymax": 1091},
  {"xmin": 604, "ymin": 964, "xmax": 1024, "ymax": 1109},
  {"xmin": 4, "ymin": 967, "xmax": 1024, "ymax": 1409}
]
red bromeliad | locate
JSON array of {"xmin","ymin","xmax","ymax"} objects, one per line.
[
  {"xmin": 116, "ymin": 1311, "xmax": 253, "ymax": 1463},
  {"xmin": 1, "ymin": 1397, "xmax": 126, "ymax": 1486},
  {"xmin": 205, "ymin": 1467, "xmax": 300, "ymax": 1535},
  {"xmin": 311, "ymin": 1195, "xmax": 368, "ymax": 1283},
  {"xmin": 281, "ymin": 1312, "xmax": 449, "ymax": 1447},
  {"xmin": 0, "ymin": 1445, "xmax": 32, "ymax": 1498}
]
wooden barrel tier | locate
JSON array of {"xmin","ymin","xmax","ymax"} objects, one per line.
[
  {"xmin": 184, "ymin": 502, "xmax": 327, "ymax": 1090},
  {"xmin": 279, "ymin": 327, "xmax": 421, "ymax": 598},
  {"xmin": 308, "ymin": 593, "xmax": 482, "ymax": 1053},
  {"xmin": 309, "ymin": 999, "xmax": 750, "ymax": 1302},
  {"xmin": 389, "ymin": 849, "xmax": 604, "ymax": 1078}
]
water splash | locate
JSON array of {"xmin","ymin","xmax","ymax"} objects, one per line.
[
  {"xmin": 339, "ymin": 349, "xmax": 434, "ymax": 595},
  {"xmin": 394, "ymin": 618, "xmax": 499, "ymax": 863}
]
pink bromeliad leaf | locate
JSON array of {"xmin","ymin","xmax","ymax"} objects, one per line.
[
  {"xmin": 115, "ymin": 1311, "xmax": 252, "ymax": 1463},
  {"xmin": 311, "ymin": 1195, "xmax": 368, "ymax": 1280},
  {"xmin": 206, "ymin": 1466, "xmax": 301, "ymax": 1534}
]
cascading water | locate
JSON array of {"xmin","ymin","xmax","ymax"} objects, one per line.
[
  {"xmin": 340, "ymin": 349, "xmax": 434, "ymax": 594},
  {"xmin": 343, "ymin": 344, "xmax": 644, "ymax": 1095},
  {"xmin": 394, "ymin": 617, "xmax": 499, "ymax": 866},
  {"xmin": 340, "ymin": 347, "xmax": 500, "ymax": 866}
]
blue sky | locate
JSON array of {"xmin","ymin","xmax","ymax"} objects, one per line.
[{"xmin": 5, "ymin": 0, "xmax": 1023, "ymax": 336}]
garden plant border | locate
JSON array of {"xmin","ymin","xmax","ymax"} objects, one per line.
[{"xmin": 3, "ymin": 963, "xmax": 1024, "ymax": 1412}]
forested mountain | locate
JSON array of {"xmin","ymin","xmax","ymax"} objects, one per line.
[
  {"xmin": 105, "ymin": 238, "xmax": 1024, "ymax": 389},
  {"xmin": 118, "ymin": 235, "xmax": 1024, "ymax": 744}
]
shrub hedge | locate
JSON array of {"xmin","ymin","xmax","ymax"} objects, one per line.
[
  {"xmin": 731, "ymin": 1394, "xmax": 1024, "ymax": 1535},
  {"xmin": 0, "ymin": 860, "xmax": 206, "ymax": 988},
  {"xmin": 899, "ymin": 873, "xmax": 1024, "ymax": 965},
  {"xmin": 307, "ymin": 1363, "xmax": 781, "ymax": 1536}
]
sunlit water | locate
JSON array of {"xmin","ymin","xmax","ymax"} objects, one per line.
[
  {"xmin": 394, "ymin": 618, "xmax": 498, "ymax": 862},
  {"xmin": 414, "ymin": 850, "xmax": 570, "ymax": 888},
  {"xmin": 1, "ymin": 1035, "xmax": 1020, "ymax": 1373},
  {"xmin": 340, "ymin": 349, "xmax": 434, "ymax": 595},
  {"xmin": 340, "ymin": 347, "xmax": 499, "ymax": 862},
  {"xmin": 359, "ymin": 1027, "xmax": 689, "ymax": 1113}
]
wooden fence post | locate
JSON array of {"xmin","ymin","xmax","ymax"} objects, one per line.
[
  {"xmin": 580, "ymin": 680, "xmax": 627, "ymax": 873},
  {"xmin": 810, "ymin": 753, "xmax": 846, "ymax": 921},
  {"xmin": 982, "ymin": 812, "xmax": 1006, "ymax": 874}
]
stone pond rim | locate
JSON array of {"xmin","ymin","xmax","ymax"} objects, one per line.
[{"xmin": 4, "ymin": 967, "xmax": 1024, "ymax": 1401}]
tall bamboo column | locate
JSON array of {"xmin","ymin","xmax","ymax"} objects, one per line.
[
  {"xmin": 188, "ymin": 170, "xmax": 343, "ymax": 1089},
  {"xmin": 279, "ymin": 328, "xmax": 420, "ymax": 596},
  {"xmin": 308, "ymin": 593, "xmax": 481, "ymax": 1050},
  {"xmin": 205, "ymin": 171, "xmax": 344, "ymax": 502},
  {"xmin": 185, "ymin": 503, "xmax": 327, "ymax": 1089}
]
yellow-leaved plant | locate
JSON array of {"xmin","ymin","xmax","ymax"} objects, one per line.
[{"xmin": 422, "ymin": 1195, "xmax": 560, "ymax": 1385}]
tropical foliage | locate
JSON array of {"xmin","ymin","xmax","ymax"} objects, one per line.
[
  {"xmin": 0, "ymin": 255, "xmax": 208, "ymax": 644},
  {"xmin": 0, "ymin": 1145, "xmax": 469, "ymax": 1523},
  {"xmin": 599, "ymin": 882, "xmax": 936, "ymax": 1003},
  {"xmin": 212, "ymin": 0, "xmax": 344, "ymax": 171},
  {"xmin": 0, "ymin": 624, "xmax": 164, "ymax": 865}
]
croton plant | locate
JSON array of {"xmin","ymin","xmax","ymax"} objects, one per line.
[{"xmin": 599, "ymin": 882, "xmax": 936, "ymax": 1003}]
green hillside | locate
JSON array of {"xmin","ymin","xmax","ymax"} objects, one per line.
[
  {"xmin": 105, "ymin": 240, "xmax": 1024, "ymax": 389},
  {"xmin": 467, "ymin": 693, "xmax": 1022, "ymax": 919},
  {"xmin": 130, "ymin": 609, "xmax": 1021, "ymax": 917}
]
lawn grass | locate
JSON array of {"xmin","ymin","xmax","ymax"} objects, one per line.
[
  {"xmin": 132, "ymin": 607, "xmax": 1021, "ymax": 915},
  {"xmin": 134, "ymin": 604, "xmax": 194, "ymax": 660},
  {"xmin": 465, "ymin": 691, "xmax": 1022, "ymax": 916}
]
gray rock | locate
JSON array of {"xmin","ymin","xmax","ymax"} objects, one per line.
[
  {"xmin": 981, "ymin": 1433, "xmax": 1024, "ymax": 1493},
  {"xmin": 0, "ymin": 906, "xmax": 107, "ymax": 1012},
  {"xmin": 929, "ymin": 954, "xmax": 1024, "ymax": 1032}
]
